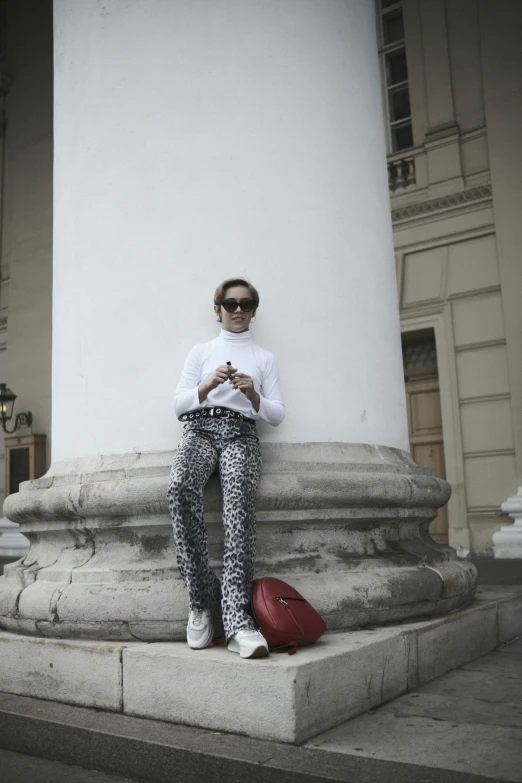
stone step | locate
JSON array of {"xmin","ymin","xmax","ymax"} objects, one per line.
[
  {"xmin": 0, "ymin": 748, "xmax": 137, "ymax": 783},
  {"xmin": 0, "ymin": 586, "xmax": 520, "ymax": 744},
  {"xmin": 305, "ymin": 639, "xmax": 522, "ymax": 782},
  {"xmin": 0, "ymin": 691, "xmax": 497, "ymax": 783}
]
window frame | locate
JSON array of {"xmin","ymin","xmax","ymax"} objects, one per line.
[{"xmin": 376, "ymin": 0, "xmax": 414, "ymax": 154}]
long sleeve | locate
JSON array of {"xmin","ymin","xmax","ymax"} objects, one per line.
[
  {"xmin": 257, "ymin": 354, "xmax": 285, "ymax": 426},
  {"xmin": 172, "ymin": 334, "xmax": 285, "ymax": 426},
  {"xmin": 172, "ymin": 345, "xmax": 206, "ymax": 417}
]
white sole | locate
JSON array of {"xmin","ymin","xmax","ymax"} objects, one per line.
[
  {"xmin": 227, "ymin": 640, "xmax": 269, "ymax": 659},
  {"xmin": 187, "ymin": 640, "xmax": 213, "ymax": 650}
]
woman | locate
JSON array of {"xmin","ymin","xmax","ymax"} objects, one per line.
[{"xmin": 168, "ymin": 278, "xmax": 285, "ymax": 659}]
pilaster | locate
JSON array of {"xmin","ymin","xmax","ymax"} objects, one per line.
[{"xmin": 419, "ymin": 0, "xmax": 462, "ymax": 193}]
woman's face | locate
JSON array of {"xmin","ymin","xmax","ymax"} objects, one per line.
[{"xmin": 216, "ymin": 285, "xmax": 256, "ymax": 333}]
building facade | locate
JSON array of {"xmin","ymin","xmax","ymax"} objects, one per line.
[{"xmin": 380, "ymin": 0, "xmax": 522, "ymax": 556}]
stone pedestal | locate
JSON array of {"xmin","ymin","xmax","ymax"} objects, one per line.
[
  {"xmin": 0, "ymin": 0, "xmax": 476, "ymax": 638},
  {"xmin": 494, "ymin": 488, "xmax": 522, "ymax": 558},
  {"xmin": 0, "ymin": 587, "xmax": 520, "ymax": 743},
  {"xmin": 1, "ymin": 444, "xmax": 475, "ymax": 639}
]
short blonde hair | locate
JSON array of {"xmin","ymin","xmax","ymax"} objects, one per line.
[{"xmin": 213, "ymin": 277, "xmax": 260, "ymax": 309}]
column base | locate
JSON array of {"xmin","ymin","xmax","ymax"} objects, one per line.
[
  {"xmin": 494, "ymin": 487, "xmax": 522, "ymax": 558},
  {"xmin": 0, "ymin": 587, "xmax": 519, "ymax": 743},
  {"xmin": 0, "ymin": 444, "xmax": 477, "ymax": 640}
]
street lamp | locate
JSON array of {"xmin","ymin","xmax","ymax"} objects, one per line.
[{"xmin": 0, "ymin": 384, "xmax": 33, "ymax": 433}]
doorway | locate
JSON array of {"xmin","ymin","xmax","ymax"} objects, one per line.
[{"xmin": 402, "ymin": 329, "xmax": 448, "ymax": 544}]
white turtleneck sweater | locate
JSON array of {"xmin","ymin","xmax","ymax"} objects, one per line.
[{"xmin": 173, "ymin": 329, "xmax": 285, "ymax": 426}]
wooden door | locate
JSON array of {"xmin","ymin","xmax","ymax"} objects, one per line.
[{"xmin": 405, "ymin": 374, "xmax": 448, "ymax": 543}]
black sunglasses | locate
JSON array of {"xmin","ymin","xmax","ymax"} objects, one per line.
[{"xmin": 221, "ymin": 298, "xmax": 256, "ymax": 313}]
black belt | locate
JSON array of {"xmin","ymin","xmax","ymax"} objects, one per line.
[{"xmin": 178, "ymin": 407, "xmax": 255, "ymax": 423}]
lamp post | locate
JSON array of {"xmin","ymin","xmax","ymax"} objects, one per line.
[{"xmin": 0, "ymin": 384, "xmax": 33, "ymax": 433}]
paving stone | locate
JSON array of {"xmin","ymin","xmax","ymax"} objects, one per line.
[
  {"xmin": 498, "ymin": 638, "xmax": 522, "ymax": 657},
  {"xmin": 376, "ymin": 691, "xmax": 522, "ymax": 728},
  {"xmin": 461, "ymin": 651, "xmax": 522, "ymax": 677},
  {"xmin": 419, "ymin": 668, "xmax": 522, "ymax": 704},
  {"xmin": 306, "ymin": 713, "xmax": 522, "ymax": 781},
  {"xmin": 0, "ymin": 748, "xmax": 137, "ymax": 783}
]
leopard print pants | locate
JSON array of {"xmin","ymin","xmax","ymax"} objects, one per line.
[{"xmin": 167, "ymin": 417, "xmax": 262, "ymax": 639}]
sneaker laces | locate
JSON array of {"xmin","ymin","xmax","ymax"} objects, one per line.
[
  {"xmin": 235, "ymin": 629, "xmax": 262, "ymax": 640},
  {"xmin": 189, "ymin": 610, "xmax": 209, "ymax": 627}
]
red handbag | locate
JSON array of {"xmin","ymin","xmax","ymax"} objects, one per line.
[{"xmin": 251, "ymin": 577, "xmax": 327, "ymax": 655}]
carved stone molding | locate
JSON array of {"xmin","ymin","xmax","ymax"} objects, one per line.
[
  {"xmin": 0, "ymin": 444, "xmax": 477, "ymax": 640},
  {"xmin": 391, "ymin": 184, "xmax": 492, "ymax": 223},
  {"xmin": 388, "ymin": 156, "xmax": 415, "ymax": 192}
]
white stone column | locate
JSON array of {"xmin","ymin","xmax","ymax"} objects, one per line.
[
  {"xmin": 50, "ymin": 0, "xmax": 408, "ymax": 459},
  {"xmin": 0, "ymin": 0, "xmax": 475, "ymax": 638}
]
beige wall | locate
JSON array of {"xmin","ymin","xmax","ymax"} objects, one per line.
[
  {"xmin": 393, "ymin": 0, "xmax": 522, "ymax": 554},
  {"xmin": 479, "ymin": 1, "xmax": 522, "ymax": 490},
  {"xmin": 0, "ymin": 0, "xmax": 53, "ymax": 503},
  {"xmin": 397, "ymin": 221, "xmax": 516, "ymax": 554}
]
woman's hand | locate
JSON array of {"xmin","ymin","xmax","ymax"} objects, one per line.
[
  {"xmin": 198, "ymin": 364, "xmax": 237, "ymax": 403},
  {"xmin": 231, "ymin": 373, "xmax": 260, "ymax": 412}
]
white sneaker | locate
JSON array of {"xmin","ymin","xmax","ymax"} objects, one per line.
[
  {"xmin": 186, "ymin": 609, "xmax": 213, "ymax": 649},
  {"xmin": 227, "ymin": 629, "xmax": 269, "ymax": 659}
]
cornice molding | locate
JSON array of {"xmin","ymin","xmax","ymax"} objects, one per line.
[{"xmin": 391, "ymin": 184, "xmax": 492, "ymax": 223}]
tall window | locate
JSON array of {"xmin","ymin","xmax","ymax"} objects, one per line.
[{"xmin": 378, "ymin": 0, "xmax": 413, "ymax": 152}]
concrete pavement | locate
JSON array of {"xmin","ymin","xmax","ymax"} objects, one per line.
[
  {"xmin": 307, "ymin": 636, "xmax": 522, "ymax": 781},
  {"xmin": 0, "ymin": 748, "xmax": 136, "ymax": 783}
]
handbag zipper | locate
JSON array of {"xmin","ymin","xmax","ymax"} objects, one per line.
[
  {"xmin": 275, "ymin": 596, "xmax": 306, "ymax": 606},
  {"xmin": 274, "ymin": 596, "xmax": 306, "ymax": 638}
]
